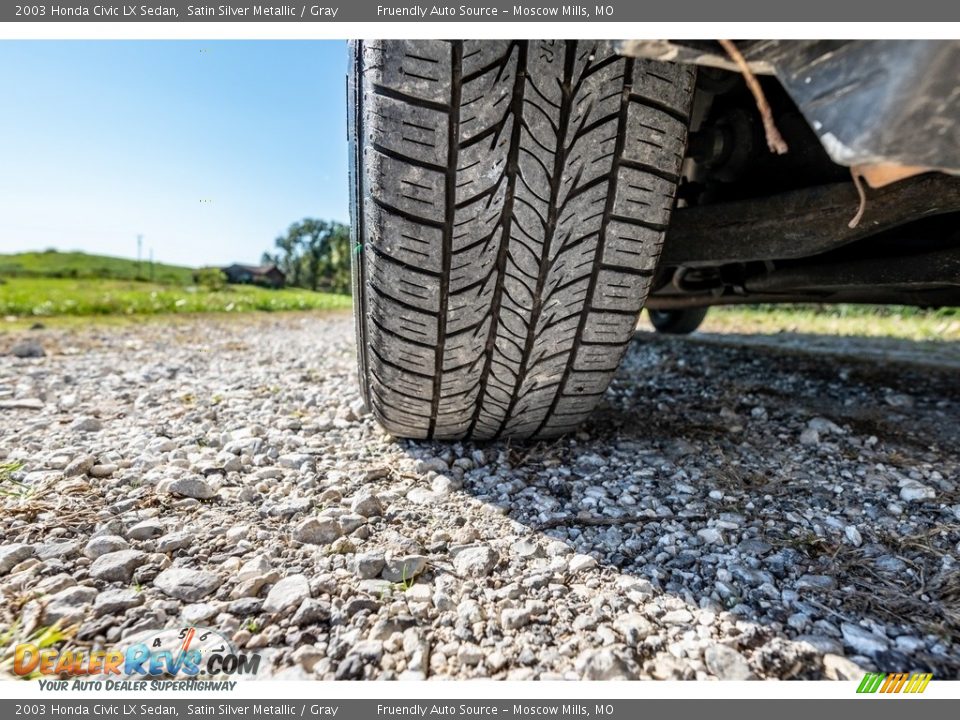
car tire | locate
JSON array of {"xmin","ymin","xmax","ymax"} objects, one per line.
[
  {"xmin": 349, "ymin": 40, "xmax": 694, "ymax": 440},
  {"xmin": 648, "ymin": 307, "xmax": 709, "ymax": 335}
]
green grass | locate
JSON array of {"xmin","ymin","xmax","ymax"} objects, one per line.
[
  {"xmin": 0, "ymin": 462, "xmax": 30, "ymax": 500},
  {"xmin": 0, "ymin": 250, "xmax": 195, "ymax": 285},
  {"xmin": 697, "ymin": 304, "xmax": 960, "ymax": 342},
  {"xmin": 0, "ymin": 277, "xmax": 351, "ymax": 318}
]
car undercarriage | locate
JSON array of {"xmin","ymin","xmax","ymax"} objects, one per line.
[{"xmin": 621, "ymin": 40, "xmax": 960, "ymax": 315}]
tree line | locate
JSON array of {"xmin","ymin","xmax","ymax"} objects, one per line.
[{"xmin": 262, "ymin": 219, "xmax": 352, "ymax": 294}]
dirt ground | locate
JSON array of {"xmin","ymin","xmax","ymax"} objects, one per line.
[{"xmin": 1, "ymin": 312, "xmax": 957, "ymax": 679}]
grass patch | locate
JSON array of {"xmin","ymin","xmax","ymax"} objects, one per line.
[
  {"xmin": 0, "ymin": 622, "xmax": 75, "ymax": 680},
  {"xmin": 692, "ymin": 304, "xmax": 960, "ymax": 342},
  {"xmin": 0, "ymin": 278, "xmax": 351, "ymax": 318},
  {"xmin": 0, "ymin": 462, "xmax": 30, "ymax": 500},
  {"xmin": 0, "ymin": 250, "xmax": 194, "ymax": 285}
]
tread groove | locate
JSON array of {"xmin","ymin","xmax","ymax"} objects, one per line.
[{"xmin": 427, "ymin": 40, "xmax": 463, "ymax": 439}]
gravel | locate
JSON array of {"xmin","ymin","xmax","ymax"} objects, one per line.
[{"xmin": 0, "ymin": 313, "xmax": 957, "ymax": 680}]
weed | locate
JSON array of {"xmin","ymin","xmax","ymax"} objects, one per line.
[
  {"xmin": 0, "ymin": 462, "xmax": 32, "ymax": 500},
  {"xmin": 393, "ymin": 564, "xmax": 417, "ymax": 593},
  {"xmin": 0, "ymin": 621, "xmax": 74, "ymax": 679}
]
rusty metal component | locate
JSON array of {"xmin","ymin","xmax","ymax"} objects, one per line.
[
  {"xmin": 742, "ymin": 247, "xmax": 960, "ymax": 293},
  {"xmin": 646, "ymin": 286, "xmax": 960, "ymax": 310},
  {"xmin": 660, "ymin": 174, "xmax": 960, "ymax": 267}
]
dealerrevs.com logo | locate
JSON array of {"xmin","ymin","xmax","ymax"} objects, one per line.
[
  {"xmin": 14, "ymin": 627, "xmax": 261, "ymax": 689},
  {"xmin": 856, "ymin": 673, "xmax": 933, "ymax": 694}
]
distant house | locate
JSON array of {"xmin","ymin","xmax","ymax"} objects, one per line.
[{"xmin": 221, "ymin": 263, "xmax": 286, "ymax": 289}]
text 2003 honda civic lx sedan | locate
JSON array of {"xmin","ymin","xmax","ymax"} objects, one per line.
[{"xmin": 347, "ymin": 40, "xmax": 960, "ymax": 441}]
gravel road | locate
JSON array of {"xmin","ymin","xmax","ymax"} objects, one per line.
[{"xmin": 2, "ymin": 312, "xmax": 958, "ymax": 680}]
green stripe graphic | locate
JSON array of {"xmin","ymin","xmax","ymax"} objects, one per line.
[{"xmin": 857, "ymin": 673, "xmax": 887, "ymax": 693}]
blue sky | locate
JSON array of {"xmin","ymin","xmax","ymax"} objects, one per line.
[{"xmin": 0, "ymin": 40, "xmax": 348, "ymax": 267}]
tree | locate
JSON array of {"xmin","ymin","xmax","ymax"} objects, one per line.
[
  {"xmin": 326, "ymin": 223, "xmax": 352, "ymax": 294},
  {"xmin": 194, "ymin": 267, "xmax": 226, "ymax": 291},
  {"xmin": 260, "ymin": 251, "xmax": 279, "ymax": 266},
  {"xmin": 274, "ymin": 230, "xmax": 303, "ymax": 287},
  {"xmin": 300, "ymin": 219, "xmax": 332, "ymax": 292},
  {"xmin": 263, "ymin": 219, "xmax": 351, "ymax": 294}
]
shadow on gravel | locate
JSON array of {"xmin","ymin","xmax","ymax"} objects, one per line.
[{"xmin": 404, "ymin": 332, "xmax": 960, "ymax": 678}]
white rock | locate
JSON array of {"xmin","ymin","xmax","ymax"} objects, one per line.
[
  {"xmin": 0, "ymin": 398, "xmax": 44, "ymax": 409},
  {"xmin": 844, "ymin": 525, "xmax": 863, "ymax": 547},
  {"xmin": 89, "ymin": 550, "xmax": 146, "ymax": 582},
  {"xmin": 457, "ymin": 644, "xmax": 483, "ymax": 666},
  {"xmin": 406, "ymin": 487, "xmax": 442, "ymax": 505},
  {"xmin": 382, "ymin": 555, "xmax": 427, "ymax": 583},
  {"xmin": 662, "ymin": 609, "xmax": 694, "ymax": 625},
  {"xmin": 154, "ymin": 567, "xmax": 221, "ymax": 602},
  {"xmin": 238, "ymin": 555, "xmax": 272, "ymax": 581},
  {"xmin": 278, "ymin": 453, "xmax": 313, "ymax": 469},
  {"xmin": 90, "ymin": 464, "xmax": 118, "ymax": 478},
  {"xmin": 894, "ymin": 635, "xmax": 925, "ymax": 653},
  {"xmin": 94, "ymin": 588, "xmax": 143, "ymax": 616},
  {"xmin": 181, "ymin": 602, "xmax": 218, "ymax": 624},
  {"xmin": 63, "ymin": 455, "xmax": 96, "ymax": 478},
  {"xmin": 404, "ymin": 583, "xmax": 432, "ymax": 604},
  {"xmin": 9, "ymin": 340, "xmax": 44, "ymax": 358},
  {"xmin": 808, "ymin": 417, "xmax": 843, "ymax": 434},
  {"xmin": 704, "ymin": 644, "xmax": 753, "ymax": 680},
  {"xmin": 575, "ymin": 648, "xmax": 632, "ymax": 680},
  {"xmin": 165, "ymin": 477, "xmax": 216, "ymax": 500},
  {"xmin": 156, "ymin": 531, "xmax": 193, "ymax": 553},
  {"xmin": 349, "ymin": 491, "xmax": 384, "ymax": 517},
  {"xmin": 841, "ymin": 622, "xmax": 889, "ymax": 656},
  {"xmin": 263, "ymin": 574, "xmax": 311, "ymax": 614},
  {"xmin": 823, "ymin": 653, "xmax": 864, "ymax": 681},
  {"xmin": 42, "ymin": 586, "xmax": 97, "ymax": 625},
  {"xmin": 83, "ymin": 535, "xmax": 129, "ymax": 559},
  {"xmin": 453, "ymin": 546, "xmax": 499, "ymax": 577},
  {"xmin": 501, "ymin": 608, "xmax": 531, "ymax": 630},
  {"xmin": 431, "ymin": 475, "xmax": 459, "ymax": 494},
  {"xmin": 899, "ymin": 481, "xmax": 935, "ymax": 502},
  {"xmin": 0, "ymin": 544, "xmax": 35, "ymax": 574},
  {"xmin": 885, "ymin": 393, "xmax": 914, "ymax": 408},
  {"xmin": 697, "ymin": 528, "xmax": 724, "ymax": 545},
  {"xmin": 352, "ymin": 552, "xmax": 385, "ymax": 579},
  {"xmin": 70, "ymin": 416, "xmax": 103, "ymax": 432},
  {"xmin": 568, "ymin": 554, "xmax": 598, "ymax": 574},
  {"xmin": 293, "ymin": 517, "xmax": 341, "ymax": 545}
]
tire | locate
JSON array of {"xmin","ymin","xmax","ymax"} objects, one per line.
[
  {"xmin": 648, "ymin": 307, "xmax": 709, "ymax": 335},
  {"xmin": 349, "ymin": 40, "xmax": 695, "ymax": 440}
]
